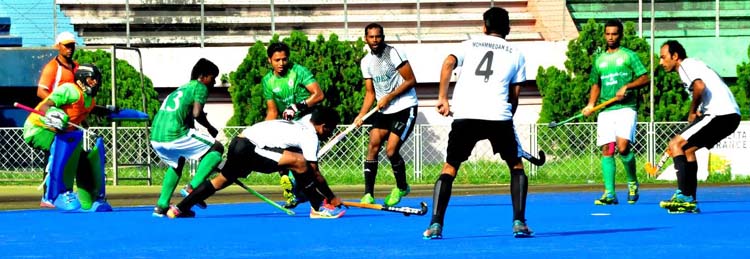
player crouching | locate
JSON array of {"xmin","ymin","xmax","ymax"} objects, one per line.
[
  {"xmin": 22, "ymin": 64, "xmax": 115, "ymax": 212},
  {"xmin": 167, "ymin": 107, "xmax": 346, "ymax": 219}
]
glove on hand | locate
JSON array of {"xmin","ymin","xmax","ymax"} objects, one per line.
[{"xmin": 44, "ymin": 107, "xmax": 69, "ymax": 130}]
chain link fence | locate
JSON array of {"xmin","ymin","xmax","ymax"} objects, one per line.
[{"xmin": 0, "ymin": 122, "xmax": 726, "ymax": 185}]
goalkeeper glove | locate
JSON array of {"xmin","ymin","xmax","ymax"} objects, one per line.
[
  {"xmin": 43, "ymin": 107, "xmax": 69, "ymax": 130},
  {"xmin": 282, "ymin": 100, "xmax": 308, "ymax": 121}
]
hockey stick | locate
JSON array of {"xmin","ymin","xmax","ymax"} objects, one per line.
[
  {"xmin": 645, "ymin": 150, "xmax": 670, "ymax": 177},
  {"xmin": 14, "ymin": 102, "xmax": 89, "ymax": 133},
  {"xmin": 318, "ymin": 108, "xmax": 378, "ymax": 156},
  {"xmin": 522, "ymin": 150, "xmax": 546, "ymax": 166},
  {"xmin": 233, "ymin": 180, "xmax": 295, "ymax": 216},
  {"xmin": 548, "ymin": 97, "xmax": 618, "ymax": 128},
  {"xmin": 342, "ymin": 201, "xmax": 428, "ymax": 216}
]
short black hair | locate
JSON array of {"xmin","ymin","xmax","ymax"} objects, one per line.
[
  {"xmin": 190, "ymin": 58, "xmax": 219, "ymax": 80},
  {"xmin": 267, "ymin": 42, "xmax": 290, "ymax": 58},
  {"xmin": 483, "ymin": 7, "xmax": 510, "ymax": 37},
  {"xmin": 662, "ymin": 40, "xmax": 688, "ymax": 60},
  {"xmin": 604, "ymin": 19, "xmax": 623, "ymax": 35},
  {"xmin": 310, "ymin": 106, "xmax": 340, "ymax": 129},
  {"xmin": 364, "ymin": 23, "xmax": 384, "ymax": 36}
]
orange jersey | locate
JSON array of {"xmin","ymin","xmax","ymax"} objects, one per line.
[
  {"xmin": 29, "ymin": 82, "xmax": 95, "ymax": 131},
  {"xmin": 37, "ymin": 57, "xmax": 78, "ymax": 96}
]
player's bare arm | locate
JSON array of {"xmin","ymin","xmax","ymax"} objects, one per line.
[
  {"xmin": 354, "ymin": 79, "xmax": 376, "ymax": 127},
  {"xmin": 583, "ymin": 83, "xmax": 602, "ymax": 116},
  {"xmin": 687, "ymin": 79, "xmax": 705, "ymax": 122},
  {"xmin": 509, "ymin": 82, "xmax": 523, "ymax": 115},
  {"xmin": 376, "ymin": 61, "xmax": 417, "ymax": 110},
  {"xmin": 193, "ymin": 102, "xmax": 218, "ymax": 137},
  {"xmin": 303, "ymin": 82, "xmax": 325, "ymax": 107},
  {"xmin": 616, "ymin": 74, "xmax": 649, "ymax": 100},
  {"xmin": 436, "ymin": 55, "xmax": 457, "ymax": 117},
  {"xmin": 265, "ymin": 99, "xmax": 279, "ymax": 121}
]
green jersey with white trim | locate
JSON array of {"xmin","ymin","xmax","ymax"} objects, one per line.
[
  {"xmin": 589, "ymin": 47, "xmax": 646, "ymax": 111},
  {"xmin": 262, "ymin": 63, "xmax": 316, "ymax": 114},
  {"xmin": 150, "ymin": 80, "xmax": 208, "ymax": 142}
]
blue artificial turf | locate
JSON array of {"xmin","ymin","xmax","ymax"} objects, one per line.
[{"xmin": 2, "ymin": 186, "xmax": 750, "ymax": 258}]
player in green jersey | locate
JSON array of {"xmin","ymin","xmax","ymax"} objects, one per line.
[
  {"xmin": 583, "ymin": 20, "xmax": 649, "ymax": 205},
  {"xmin": 262, "ymin": 42, "xmax": 325, "ymax": 208},
  {"xmin": 150, "ymin": 58, "xmax": 224, "ymax": 217}
]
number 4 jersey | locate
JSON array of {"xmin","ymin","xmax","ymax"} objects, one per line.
[
  {"xmin": 450, "ymin": 34, "xmax": 526, "ymax": 121},
  {"xmin": 151, "ymin": 80, "xmax": 209, "ymax": 142}
]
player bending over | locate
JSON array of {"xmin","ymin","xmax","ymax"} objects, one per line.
[{"xmin": 167, "ymin": 107, "xmax": 346, "ymax": 219}]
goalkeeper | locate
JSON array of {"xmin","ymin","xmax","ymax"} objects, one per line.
[
  {"xmin": 22, "ymin": 64, "xmax": 115, "ymax": 212},
  {"xmin": 262, "ymin": 42, "xmax": 325, "ymax": 208}
]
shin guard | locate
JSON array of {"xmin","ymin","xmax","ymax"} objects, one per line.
[{"xmin": 431, "ymin": 174, "xmax": 454, "ymax": 226}]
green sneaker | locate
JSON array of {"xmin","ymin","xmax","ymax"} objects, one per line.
[
  {"xmin": 360, "ymin": 193, "xmax": 375, "ymax": 204},
  {"xmin": 627, "ymin": 181, "xmax": 640, "ymax": 204},
  {"xmin": 660, "ymin": 190, "xmax": 699, "ymax": 214},
  {"xmin": 594, "ymin": 192, "xmax": 619, "ymax": 205},
  {"xmin": 384, "ymin": 185, "xmax": 410, "ymax": 206}
]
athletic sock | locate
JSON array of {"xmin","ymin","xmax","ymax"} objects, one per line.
[
  {"xmin": 619, "ymin": 151, "xmax": 637, "ymax": 183},
  {"xmin": 601, "ymin": 156, "xmax": 616, "ymax": 195},
  {"xmin": 294, "ymin": 171, "xmax": 323, "ymax": 211},
  {"xmin": 510, "ymin": 169, "xmax": 528, "ymax": 222},
  {"xmin": 177, "ymin": 180, "xmax": 216, "ymax": 212},
  {"xmin": 431, "ymin": 173, "xmax": 454, "ymax": 226},
  {"xmin": 685, "ymin": 160, "xmax": 698, "ymax": 199},
  {"xmin": 673, "ymin": 155, "xmax": 688, "ymax": 195},
  {"xmin": 157, "ymin": 167, "xmax": 181, "ymax": 209},
  {"xmin": 190, "ymin": 151, "xmax": 222, "ymax": 189},
  {"xmin": 392, "ymin": 157, "xmax": 408, "ymax": 190},
  {"xmin": 364, "ymin": 160, "xmax": 378, "ymax": 195}
]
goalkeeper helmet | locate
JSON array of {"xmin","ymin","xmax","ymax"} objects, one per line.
[{"xmin": 75, "ymin": 64, "xmax": 102, "ymax": 96}]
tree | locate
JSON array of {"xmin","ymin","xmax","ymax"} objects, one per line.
[
  {"xmin": 537, "ymin": 20, "xmax": 688, "ymax": 124},
  {"xmin": 227, "ymin": 31, "xmax": 367, "ymax": 126},
  {"xmin": 73, "ymin": 49, "xmax": 161, "ymax": 126},
  {"xmin": 731, "ymin": 44, "xmax": 750, "ymax": 119}
]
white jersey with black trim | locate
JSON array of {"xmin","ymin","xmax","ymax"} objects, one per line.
[
  {"xmin": 678, "ymin": 58, "xmax": 739, "ymax": 116},
  {"xmin": 450, "ymin": 35, "xmax": 526, "ymax": 121},
  {"xmin": 360, "ymin": 44, "xmax": 419, "ymax": 114},
  {"xmin": 241, "ymin": 119, "xmax": 319, "ymax": 162}
]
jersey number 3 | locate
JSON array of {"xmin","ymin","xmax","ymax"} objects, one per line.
[{"xmin": 475, "ymin": 51, "xmax": 494, "ymax": 83}]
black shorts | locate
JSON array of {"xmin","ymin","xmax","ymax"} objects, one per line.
[
  {"xmin": 366, "ymin": 106, "xmax": 417, "ymax": 141},
  {"xmin": 221, "ymin": 137, "xmax": 283, "ymax": 179},
  {"xmin": 445, "ymin": 119, "xmax": 520, "ymax": 168},
  {"xmin": 680, "ymin": 113, "xmax": 741, "ymax": 150}
]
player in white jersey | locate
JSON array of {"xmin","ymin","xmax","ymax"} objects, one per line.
[
  {"xmin": 658, "ymin": 40, "xmax": 741, "ymax": 213},
  {"xmin": 423, "ymin": 7, "xmax": 533, "ymax": 239},
  {"xmin": 166, "ymin": 107, "xmax": 347, "ymax": 219},
  {"xmin": 353, "ymin": 23, "xmax": 418, "ymax": 207}
]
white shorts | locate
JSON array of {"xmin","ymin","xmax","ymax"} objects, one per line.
[
  {"xmin": 151, "ymin": 129, "xmax": 215, "ymax": 168},
  {"xmin": 596, "ymin": 108, "xmax": 637, "ymax": 146}
]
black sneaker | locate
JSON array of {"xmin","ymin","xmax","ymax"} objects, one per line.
[
  {"xmin": 166, "ymin": 205, "xmax": 196, "ymax": 219},
  {"xmin": 152, "ymin": 206, "xmax": 168, "ymax": 218}
]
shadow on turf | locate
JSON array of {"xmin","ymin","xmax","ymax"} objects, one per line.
[{"xmin": 533, "ymin": 227, "xmax": 668, "ymax": 238}]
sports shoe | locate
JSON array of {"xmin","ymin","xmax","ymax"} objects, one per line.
[
  {"xmin": 360, "ymin": 193, "xmax": 375, "ymax": 204},
  {"xmin": 53, "ymin": 191, "xmax": 81, "ymax": 211},
  {"xmin": 660, "ymin": 190, "xmax": 700, "ymax": 214},
  {"xmin": 423, "ymin": 223, "xmax": 443, "ymax": 240},
  {"xmin": 512, "ymin": 220, "xmax": 534, "ymax": 238},
  {"xmin": 80, "ymin": 199, "xmax": 113, "ymax": 212},
  {"xmin": 384, "ymin": 185, "xmax": 410, "ymax": 206},
  {"xmin": 309, "ymin": 203, "xmax": 346, "ymax": 219},
  {"xmin": 594, "ymin": 192, "xmax": 619, "ymax": 205},
  {"xmin": 152, "ymin": 206, "xmax": 168, "ymax": 218},
  {"xmin": 280, "ymin": 174, "xmax": 299, "ymax": 208},
  {"xmin": 627, "ymin": 182, "xmax": 640, "ymax": 204},
  {"xmin": 180, "ymin": 184, "xmax": 207, "ymax": 209},
  {"xmin": 166, "ymin": 205, "xmax": 196, "ymax": 219},
  {"xmin": 40, "ymin": 197, "xmax": 55, "ymax": 208}
]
